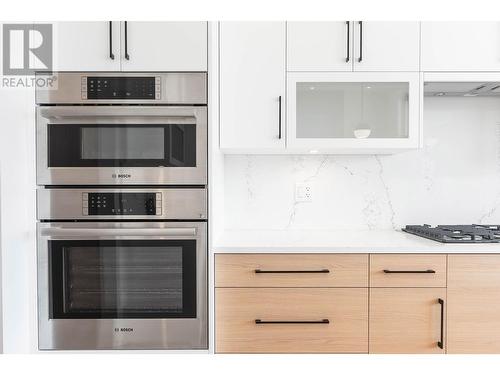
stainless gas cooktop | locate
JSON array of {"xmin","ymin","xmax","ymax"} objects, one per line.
[{"xmin": 403, "ymin": 224, "xmax": 500, "ymax": 243}]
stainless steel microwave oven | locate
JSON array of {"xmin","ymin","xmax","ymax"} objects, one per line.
[{"xmin": 35, "ymin": 72, "xmax": 207, "ymax": 186}]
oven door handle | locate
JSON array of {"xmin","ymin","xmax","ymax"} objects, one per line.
[
  {"xmin": 39, "ymin": 107, "xmax": 200, "ymax": 120},
  {"xmin": 40, "ymin": 227, "xmax": 197, "ymax": 237}
]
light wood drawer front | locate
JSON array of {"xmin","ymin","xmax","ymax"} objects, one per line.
[
  {"xmin": 215, "ymin": 254, "xmax": 368, "ymax": 287},
  {"xmin": 370, "ymin": 254, "xmax": 447, "ymax": 287},
  {"xmin": 216, "ymin": 288, "xmax": 368, "ymax": 353}
]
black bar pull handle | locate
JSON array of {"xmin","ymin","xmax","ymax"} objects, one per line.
[
  {"xmin": 358, "ymin": 21, "xmax": 363, "ymax": 62},
  {"xmin": 255, "ymin": 269, "xmax": 330, "ymax": 274},
  {"xmin": 383, "ymin": 269, "xmax": 436, "ymax": 274},
  {"xmin": 255, "ymin": 319, "xmax": 330, "ymax": 325},
  {"xmin": 278, "ymin": 95, "xmax": 282, "ymax": 139},
  {"xmin": 124, "ymin": 21, "xmax": 130, "ymax": 60},
  {"xmin": 108, "ymin": 21, "xmax": 115, "ymax": 60},
  {"xmin": 438, "ymin": 298, "xmax": 444, "ymax": 349},
  {"xmin": 345, "ymin": 21, "xmax": 350, "ymax": 63}
]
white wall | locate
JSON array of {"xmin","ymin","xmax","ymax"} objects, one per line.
[
  {"xmin": 0, "ymin": 168, "xmax": 3, "ymax": 354},
  {"xmin": 0, "ymin": 86, "xmax": 37, "ymax": 353},
  {"xmin": 224, "ymin": 97, "xmax": 500, "ymax": 231}
]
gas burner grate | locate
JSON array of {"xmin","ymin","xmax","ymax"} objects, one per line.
[{"xmin": 403, "ymin": 224, "xmax": 500, "ymax": 243}]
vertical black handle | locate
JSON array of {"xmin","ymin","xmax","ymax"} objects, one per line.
[
  {"xmin": 108, "ymin": 21, "xmax": 115, "ymax": 60},
  {"xmin": 358, "ymin": 21, "xmax": 363, "ymax": 63},
  {"xmin": 345, "ymin": 21, "xmax": 350, "ymax": 63},
  {"xmin": 278, "ymin": 95, "xmax": 282, "ymax": 139},
  {"xmin": 124, "ymin": 21, "xmax": 130, "ymax": 60},
  {"xmin": 438, "ymin": 298, "xmax": 444, "ymax": 349}
]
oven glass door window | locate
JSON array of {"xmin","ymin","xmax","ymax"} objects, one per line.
[
  {"xmin": 48, "ymin": 240, "xmax": 197, "ymax": 319},
  {"xmin": 47, "ymin": 124, "xmax": 196, "ymax": 167}
]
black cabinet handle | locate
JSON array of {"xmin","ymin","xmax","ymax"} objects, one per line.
[
  {"xmin": 124, "ymin": 21, "xmax": 130, "ymax": 60},
  {"xmin": 108, "ymin": 21, "xmax": 115, "ymax": 60},
  {"xmin": 358, "ymin": 21, "xmax": 363, "ymax": 62},
  {"xmin": 255, "ymin": 269, "xmax": 330, "ymax": 274},
  {"xmin": 255, "ymin": 319, "xmax": 330, "ymax": 325},
  {"xmin": 437, "ymin": 298, "xmax": 444, "ymax": 349},
  {"xmin": 278, "ymin": 95, "xmax": 282, "ymax": 139},
  {"xmin": 345, "ymin": 21, "xmax": 350, "ymax": 63},
  {"xmin": 383, "ymin": 269, "xmax": 436, "ymax": 274}
]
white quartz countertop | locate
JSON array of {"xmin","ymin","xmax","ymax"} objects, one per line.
[{"xmin": 213, "ymin": 230, "xmax": 500, "ymax": 253}]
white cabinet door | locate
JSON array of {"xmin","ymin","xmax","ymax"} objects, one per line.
[
  {"xmin": 287, "ymin": 22, "xmax": 353, "ymax": 71},
  {"xmin": 220, "ymin": 22, "xmax": 286, "ymax": 151},
  {"xmin": 120, "ymin": 22, "xmax": 207, "ymax": 71},
  {"xmin": 287, "ymin": 72, "xmax": 421, "ymax": 153},
  {"xmin": 421, "ymin": 22, "xmax": 500, "ymax": 71},
  {"xmin": 354, "ymin": 22, "xmax": 420, "ymax": 71},
  {"xmin": 52, "ymin": 22, "xmax": 120, "ymax": 71}
]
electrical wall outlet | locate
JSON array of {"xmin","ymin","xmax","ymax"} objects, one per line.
[{"xmin": 295, "ymin": 183, "xmax": 313, "ymax": 202}]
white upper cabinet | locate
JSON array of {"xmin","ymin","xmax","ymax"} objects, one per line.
[
  {"xmin": 353, "ymin": 22, "xmax": 420, "ymax": 71},
  {"xmin": 421, "ymin": 22, "xmax": 500, "ymax": 71},
  {"xmin": 51, "ymin": 21, "xmax": 207, "ymax": 72},
  {"xmin": 120, "ymin": 22, "xmax": 207, "ymax": 71},
  {"xmin": 287, "ymin": 21, "xmax": 420, "ymax": 72},
  {"xmin": 219, "ymin": 22, "xmax": 286, "ymax": 151},
  {"xmin": 287, "ymin": 72, "xmax": 421, "ymax": 153},
  {"xmin": 52, "ymin": 22, "xmax": 121, "ymax": 71},
  {"xmin": 287, "ymin": 22, "xmax": 353, "ymax": 71}
]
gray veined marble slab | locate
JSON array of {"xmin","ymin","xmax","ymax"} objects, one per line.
[{"xmin": 224, "ymin": 98, "xmax": 500, "ymax": 234}]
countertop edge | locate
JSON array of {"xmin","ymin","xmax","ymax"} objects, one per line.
[{"xmin": 212, "ymin": 246, "xmax": 500, "ymax": 254}]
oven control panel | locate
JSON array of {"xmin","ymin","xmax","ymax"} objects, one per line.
[
  {"xmin": 82, "ymin": 192, "xmax": 162, "ymax": 216},
  {"xmin": 81, "ymin": 76, "xmax": 161, "ymax": 100}
]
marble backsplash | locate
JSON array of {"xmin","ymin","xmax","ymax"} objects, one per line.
[{"xmin": 224, "ymin": 97, "xmax": 500, "ymax": 230}]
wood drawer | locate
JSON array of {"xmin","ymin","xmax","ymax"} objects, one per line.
[
  {"xmin": 370, "ymin": 254, "xmax": 447, "ymax": 287},
  {"xmin": 215, "ymin": 254, "xmax": 368, "ymax": 287},
  {"xmin": 216, "ymin": 288, "xmax": 368, "ymax": 353}
]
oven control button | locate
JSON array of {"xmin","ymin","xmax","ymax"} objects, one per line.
[
  {"xmin": 81, "ymin": 93, "xmax": 87, "ymax": 100},
  {"xmin": 156, "ymin": 193, "xmax": 162, "ymax": 200},
  {"xmin": 155, "ymin": 76, "xmax": 161, "ymax": 84},
  {"xmin": 82, "ymin": 200, "xmax": 88, "ymax": 208},
  {"xmin": 82, "ymin": 208, "xmax": 88, "ymax": 216},
  {"xmin": 155, "ymin": 92, "xmax": 161, "ymax": 99},
  {"xmin": 82, "ymin": 193, "xmax": 88, "ymax": 201}
]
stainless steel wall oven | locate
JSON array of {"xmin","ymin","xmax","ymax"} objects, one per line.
[{"xmin": 36, "ymin": 72, "xmax": 208, "ymax": 351}]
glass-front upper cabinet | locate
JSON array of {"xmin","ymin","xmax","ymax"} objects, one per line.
[{"xmin": 287, "ymin": 72, "xmax": 421, "ymax": 153}]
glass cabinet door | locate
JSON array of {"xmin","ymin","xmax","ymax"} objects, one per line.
[{"xmin": 287, "ymin": 72, "xmax": 420, "ymax": 152}]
